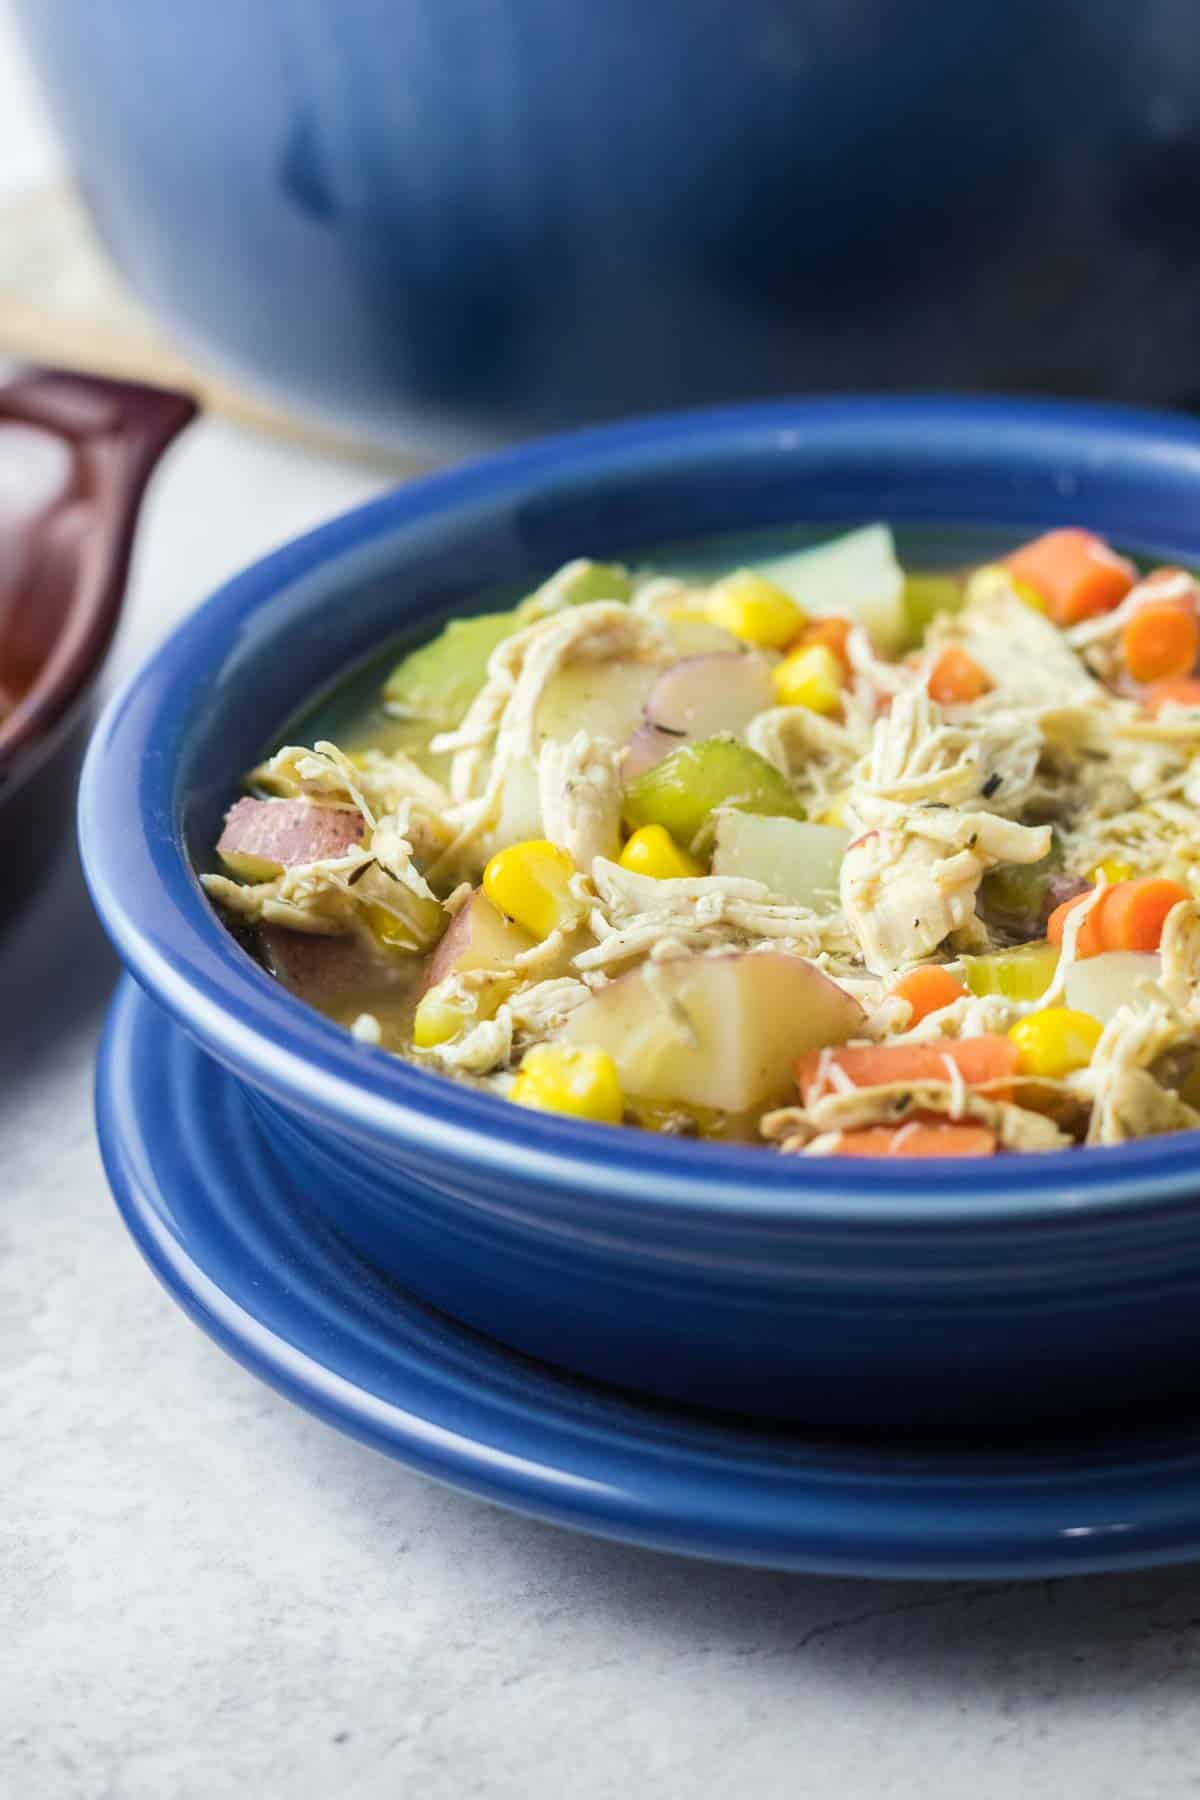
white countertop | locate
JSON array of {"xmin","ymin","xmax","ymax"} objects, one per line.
[{"xmin": 6, "ymin": 9, "xmax": 1200, "ymax": 1798}]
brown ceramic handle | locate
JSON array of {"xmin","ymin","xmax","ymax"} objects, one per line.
[{"xmin": 0, "ymin": 369, "xmax": 197, "ymax": 769}]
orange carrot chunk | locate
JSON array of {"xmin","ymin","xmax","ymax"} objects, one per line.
[
  {"xmin": 829, "ymin": 1122, "xmax": 997, "ymax": 1158},
  {"xmin": 1047, "ymin": 889, "xmax": 1108, "ymax": 958},
  {"xmin": 796, "ymin": 1036, "xmax": 1019, "ymax": 1106},
  {"xmin": 890, "ymin": 965, "xmax": 969, "ymax": 1025},
  {"xmin": 1099, "ymin": 877, "xmax": 1190, "ymax": 953},
  {"xmin": 1048, "ymin": 877, "xmax": 1190, "ymax": 958},
  {"xmin": 926, "ymin": 645, "xmax": 991, "ymax": 706},
  {"xmin": 1144, "ymin": 678, "xmax": 1200, "ymax": 715},
  {"xmin": 1003, "ymin": 529, "xmax": 1135, "ymax": 626},
  {"xmin": 797, "ymin": 614, "xmax": 854, "ymax": 672},
  {"xmin": 1120, "ymin": 603, "xmax": 1200, "ymax": 685}
]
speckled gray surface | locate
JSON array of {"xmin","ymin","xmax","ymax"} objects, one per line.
[{"xmin": 4, "ymin": 412, "xmax": 1200, "ymax": 1800}]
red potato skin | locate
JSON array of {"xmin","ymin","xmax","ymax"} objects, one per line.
[
  {"xmin": 623, "ymin": 721, "xmax": 685, "ymax": 784},
  {"xmin": 623, "ymin": 652, "xmax": 775, "ymax": 781},
  {"xmin": 218, "ymin": 796, "xmax": 364, "ymax": 869},
  {"xmin": 420, "ymin": 889, "xmax": 534, "ymax": 995},
  {"xmin": 422, "ymin": 900, "xmax": 478, "ymax": 993}
]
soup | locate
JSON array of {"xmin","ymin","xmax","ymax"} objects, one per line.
[{"xmin": 203, "ymin": 522, "xmax": 1200, "ymax": 1157}]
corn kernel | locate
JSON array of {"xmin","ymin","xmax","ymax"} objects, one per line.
[
  {"xmin": 510, "ymin": 1044, "xmax": 623, "ymax": 1124},
  {"xmin": 965, "ymin": 564, "xmax": 1048, "ymax": 614},
  {"xmin": 1012, "ymin": 578, "xmax": 1048, "ymax": 614},
  {"xmin": 772, "ymin": 643, "xmax": 844, "ymax": 714},
  {"xmin": 1008, "ymin": 1007, "xmax": 1103, "ymax": 1079},
  {"xmin": 413, "ymin": 979, "xmax": 504, "ymax": 1049},
  {"xmin": 618, "ymin": 824, "xmax": 703, "ymax": 880},
  {"xmin": 483, "ymin": 839, "xmax": 581, "ymax": 940},
  {"xmin": 818, "ymin": 794, "xmax": 848, "ymax": 827},
  {"xmin": 706, "ymin": 571, "xmax": 806, "ymax": 648},
  {"xmin": 1090, "ymin": 857, "xmax": 1136, "ymax": 886},
  {"xmin": 362, "ymin": 898, "xmax": 444, "ymax": 953}
]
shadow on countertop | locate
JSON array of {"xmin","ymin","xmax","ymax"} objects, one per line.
[{"xmin": 0, "ymin": 828, "xmax": 117, "ymax": 1089}]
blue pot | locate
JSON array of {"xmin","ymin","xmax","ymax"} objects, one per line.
[
  {"xmin": 79, "ymin": 397, "xmax": 1200, "ymax": 1431},
  {"xmin": 18, "ymin": 3, "xmax": 1200, "ymax": 447}
]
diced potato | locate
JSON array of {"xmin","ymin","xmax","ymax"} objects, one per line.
[
  {"xmin": 660, "ymin": 615, "xmax": 742, "ymax": 657},
  {"xmin": 421, "ymin": 889, "xmax": 535, "ymax": 991},
  {"xmin": 383, "ymin": 611, "xmax": 518, "ymax": 725},
  {"xmin": 217, "ymin": 796, "xmax": 364, "ymax": 881},
  {"xmin": 487, "ymin": 657, "xmax": 662, "ymax": 849},
  {"xmin": 1064, "ymin": 951, "xmax": 1161, "ymax": 1023},
  {"xmin": 750, "ymin": 525, "xmax": 906, "ymax": 655},
  {"xmin": 623, "ymin": 736, "xmax": 804, "ymax": 850},
  {"xmin": 535, "ymin": 658, "xmax": 659, "ymax": 747},
  {"xmin": 561, "ymin": 951, "xmax": 863, "ymax": 1111},
  {"xmin": 711, "ymin": 810, "xmax": 850, "ymax": 910},
  {"xmin": 962, "ymin": 942, "xmax": 1059, "ymax": 1001},
  {"xmin": 624, "ymin": 652, "xmax": 775, "ymax": 781}
]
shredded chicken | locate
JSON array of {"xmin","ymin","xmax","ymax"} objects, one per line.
[
  {"xmin": 763, "ymin": 1085, "xmax": 1070, "ymax": 1153},
  {"xmin": 839, "ymin": 689, "xmax": 1050, "ymax": 973},
  {"xmin": 430, "ymin": 602, "xmax": 669, "ymax": 868},
  {"xmin": 204, "ymin": 536, "xmax": 1200, "ymax": 1160},
  {"xmin": 538, "ymin": 732, "xmax": 623, "ymax": 868}
]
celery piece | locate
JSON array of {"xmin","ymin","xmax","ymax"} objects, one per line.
[
  {"xmin": 979, "ymin": 860, "xmax": 1052, "ymax": 924},
  {"xmin": 623, "ymin": 736, "xmax": 804, "ymax": 850},
  {"xmin": 383, "ymin": 611, "xmax": 519, "ymax": 727},
  {"xmin": 962, "ymin": 942, "xmax": 1059, "ymax": 1002},
  {"xmin": 517, "ymin": 559, "xmax": 633, "ymax": 619},
  {"xmin": 902, "ymin": 573, "xmax": 965, "ymax": 647}
]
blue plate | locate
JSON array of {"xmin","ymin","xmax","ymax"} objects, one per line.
[{"xmin": 98, "ymin": 975, "xmax": 1200, "ymax": 1580}]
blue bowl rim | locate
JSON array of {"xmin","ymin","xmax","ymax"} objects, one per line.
[{"xmin": 78, "ymin": 392, "xmax": 1200, "ymax": 1227}]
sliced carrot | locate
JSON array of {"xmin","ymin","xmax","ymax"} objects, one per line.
[
  {"xmin": 1047, "ymin": 877, "xmax": 1190, "ymax": 958},
  {"xmin": 829, "ymin": 1122, "xmax": 997, "ymax": 1158},
  {"xmin": 890, "ymin": 965, "xmax": 969, "ymax": 1025},
  {"xmin": 926, "ymin": 645, "xmax": 991, "ymax": 706},
  {"xmin": 796, "ymin": 1036, "xmax": 1019, "ymax": 1106},
  {"xmin": 796, "ymin": 614, "xmax": 853, "ymax": 672},
  {"xmin": 1120, "ymin": 603, "xmax": 1199, "ymax": 684},
  {"xmin": 1003, "ymin": 529, "xmax": 1135, "ymax": 626},
  {"xmin": 1099, "ymin": 877, "xmax": 1190, "ymax": 952},
  {"xmin": 1144, "ymin": 677, "xmax": 1200, "ymax": 715},
  {"xmin": 1047, "ymin": 890, "xmax": 1107, "ymax": 958}
]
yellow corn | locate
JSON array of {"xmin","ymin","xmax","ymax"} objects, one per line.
[
  {"xmin": 362, "ymin": 897, "xmax": 444, "ymax": 953},
  {"xmin": 818, "ymin": 794, "xmax": 848, "ymax": 827},
  {"xmin": 483, "ymin": 839, "xmax": 581, "ymax": 940},
  {"xmin": 1011, "ymin": 578, "xmax": 1048, "ymax": 614},
  {"xmin": 618, "ymin": 823, "xmax": 703, "ymax": 880},
  {"xmin": 965, "ymin": 564, "xmax": 1048, "ymax": 615},
  {"xmin": 412, "ymin": 979, "xmax": 504, "ymax": 1049},
  {"xmin": 1008, "ymin": 1007, "xmax": 1103, "ymax": 1079},
  {"xmin": 1090, "ymin": 857, "xmax": 1136, "ymax": 886},
  {"xmin": 706, "ymin": 571, "xmax": 806, "ymax": 649},
  {"xmin": 510, "ymin": 1044, "xmax": 623, "ymax": 1124},
  {"xmin": 772, "ymin": 642, "xmax": 844, "ymax": 714}
]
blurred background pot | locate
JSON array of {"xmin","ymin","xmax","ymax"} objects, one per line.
[{"xmin": 14, "ymin": 1, "xmax": 1200, "ymax": 453}]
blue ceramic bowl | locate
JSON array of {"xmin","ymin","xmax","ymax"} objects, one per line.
[
  {"xmin": 80, "ymin": 398, "xmax": 1200, "ymax": 1432},
  {"xmin": 16, "ymin": 2, "xmax": 1200, "ymax": 446}
]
